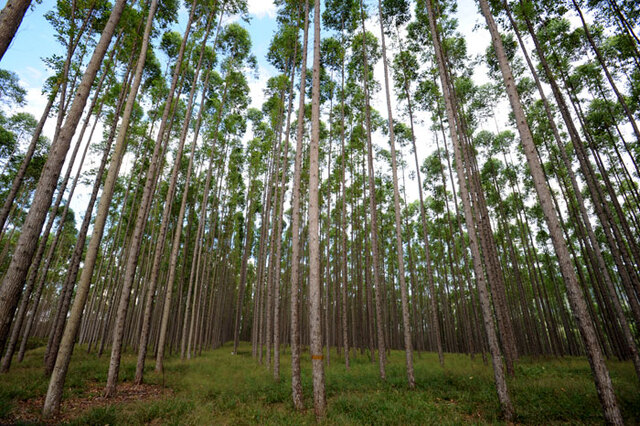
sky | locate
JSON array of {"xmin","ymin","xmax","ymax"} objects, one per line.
[{"xmin": 0, "ymin": 0, "xmax": 498, "ymax": 227}]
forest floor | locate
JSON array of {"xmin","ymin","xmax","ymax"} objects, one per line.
[{"xmin": 1, "ymin": 342, "xmax": 639, "ymax": 425}]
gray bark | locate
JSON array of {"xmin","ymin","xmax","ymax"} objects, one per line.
[
  {"xmin": 0, "ymin": 0, "xmax": 123, "ymax": 364},
  {"xmin": 425, "ymin": 0, "xmax": 513, "ymax": 420},
  {"xmin": 135, "ymin": 7, "xmax": 218, "ymax": 384},
  {"xmin": 377, "ymin": 0, "xmax": 415, "ymax": 388},
  {"xmin": 289, "ymin": 0, "xmax": 310, "ymax": 411},
  {"xmin": 104, "ymin": 0, "xmax": 195, "ymax": 397},
  {"xmin": 41, "ymin": 0, "xmax": 155, "ymax": 416},
  {"xmin": 309, "ymin": 0, "xmax": 326, "ymax": 417},
  {"xmin": 478, "ymin": 0, "xmax": 622, "ymax": 423}
]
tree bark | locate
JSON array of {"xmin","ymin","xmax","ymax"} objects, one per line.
[
  {"xmin": 289, "ymin": 0, "xmax": 310, "ymax": 411},
  {"xmin": 156, "ymin": 70, "xmax": 211, "ymax": 372},
  {"xmin": 359, "ymin": 0, "xmax": 387, "ymax": 381},
  {"xmin": 425, "ymin": 0, "xmax": 513, "ymax": 420},
  {"xmin": 338, "ymin": 22, "xmax": 350, "ymax": 369},
  {"xmin": 41, "ymin": 0, "xmax": 155, "ymax": 416},
  {"xmin": 478, "ymin": 1, "xmax": 622, "ymax": 423},
  {"xmin": 0, "ymin": 91, "xmax": 55, "ymax": 237},
  {"xmin": 103, "ymin": 0, "xmax": 197, "ymax": 397},
  {"xmin": 135, "ymin": 7, "xmax": 217, "ymax": 384},
  {"xmin": 0, "ymin": 0, "xmax": 32, "ymax": 61},
  {"xmin": 376, "ymin": 0, "xmax": 414, "ymax": 388},
  {"xmin": 0, "ymin": 61, "xmax": 111, "ymax": 372},
  {"xmin": 308, "ymin": 0, "xmax": 326, "ymax": 417},
  {"xmin": 0, "ymin": 0, "xmax": 124, "ymax": 363}
]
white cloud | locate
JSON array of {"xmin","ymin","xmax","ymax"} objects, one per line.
[
  {"xmin": 19, "ymin": 85, "xmax": 56, "ymax": 146},
  {"xmin": 24, "ymin": 66, "xmax": 43, "ymax": 82},
  {"xmin": 247, "ymin": 0, "xmax": 276, "ymax": 19},
  {"xmin": 248, "ymin": 65, "xmax": 272, "ymax": 110}
]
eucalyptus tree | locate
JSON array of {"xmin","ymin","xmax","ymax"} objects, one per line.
[
  {"xmin": 260, "ymin": 74, "xmax": 289, "ymax": 368},
  {"xmin": 516, "ymin": 3, "xmax": 640, "ymax": 299},
  {"xmin": 491, "ymin": 0, "xmax": 640, "ymax": 377},
  {"xmin": 0, "ymin": 0, "xmax": 127, "ymax": 364},
  {"xmin": 478, "ymin": 0, "xmax": 623, "ymax": 422},
  {"xmin": 263, "ymin": 8, "xmax": 302, "ymax": 378},
  {"xmin": 308, "ymin": 0, "xmax": 326, "ymax": 417},
  {"xmin": 232, "ymin": 112, "xmax": 272, "ymax": 356},
  {"xmin": 0, "ymin": 0, "xmax": 106, "ymax": 249},
  {"xmin": 0, "ymin": 0, "xmax": 32, "ymax": 61},
  {"xmin": 1, "ymin": 39, "xmax": 120, "ymax": 373},
  {"xmin": 103, "ymin": 0, "xmax": 218, "ymax": 397},
  {"xmin": 45, "ymin": 36, "xmax": 143, "ymax": 376},
  {"xmin": 391, "ymin": 21, "xmax": 445, "ymax": 366},
  {"xmin": 156, "ymin": 67, "xmax": 232, "ymax": 375},
  {"xmin": 376, "ymin": 0, "xmax": 415, "ymax": 387},
  {"xmin": 357, "ymin": 0, "xmax": 387, "ymax": 380},
  {"xmin": 135, "ymin": 9, "xmax": 221, "ymax": 384},
  {"xmin": 423, "ymin": 0, "xmax": 513, "ymax": 419},
  {"xmin": 180, "ymin": 18, "xmax": 254, "ymax": 362},
  {"xmin": 319, "ymin": 36, "xmax": 342, "ymax": 365},
  {"xmin": 323, "ymin": 0, "xmax": 357, "ymax": 370},
  {"xmin": 42, "ymin": 0, "xmax": 170, "ymax": 415},
  {"xmin": 570, "ymin": 0, "xmax": 640, "ymax": 143},
  {"xmin": 288, "ymin": 0, "xmax": 310, "ymax": 411},
  {"xmin": 250, "ymin": 106, "xmax": 276, "ymax": 359}
]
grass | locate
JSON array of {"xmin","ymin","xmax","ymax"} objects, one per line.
[{"xmin": 1, "ymin": 341, "xmax": 639, "ymax": 424}]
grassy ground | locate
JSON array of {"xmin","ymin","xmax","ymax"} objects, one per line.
[{"xmin": 1, "ymin": 342, "xmax": 639, "ymax": 424}]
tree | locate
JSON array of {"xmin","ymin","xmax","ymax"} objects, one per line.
[
  {"xmin": 308, "ymin": 0, "xmax": 327, "ymax": 417},
  {"xmin": 0, "ymin": 0, "xmax": 127, "ymax": 361},
  {"xmin": 43, "ymin": 0, "xmax": 160, "ymax": 415},
  {"xmin": 477, "ymin": 0, "xmax": 623, "ymax": 422},
  {"xmin": 424, "ymin": 0, "xmax": 513, "ymax": 419},
  {"xmin": 0, "ymin": 0, "xmax": 32, "ymax": 61},
  {"xmin": 104, "ymin": 0, "xmax": 201, "ymax": 397},
  {"xmin": 288, "ymin": 0, "xmax": 310, "ymax": 411},
  {"xmin": 359, "ymin": 0, "xmax": 387, "ymax": 381},
  {"xmin": 377, "ymin": 0, "xmax": 415, "ymax": 388}
]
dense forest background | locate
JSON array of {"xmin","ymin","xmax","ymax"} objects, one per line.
[{"xmin": 0, "ymin": 0, "xmax": 638, "ymax": 422}]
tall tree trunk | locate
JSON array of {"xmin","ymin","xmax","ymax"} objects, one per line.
[
  {"xmin": 399, "ymin": 60, "xmax": 443, "ymax": 366},
  {"xmin": 0, "ymin": 58, "xmax": 113, "ymax": 372},
  {"xmin": 376, "ymin": 0, "xmax": 415, "ymax": 388},
  {"xmin": 571, "ymin": 0, "xmax": 640, "ymax": 143},
  {"xmin": 359, "ymin": 0, "xmax": 387, "ymax": 381},
  {"xmin": 425, "ymin": 0, "xmax": 513, "ymax": 420},
  {"xmin": 135, "ymin": 8, "xmax": 218, "ymax": 384},
  {"xmin": 232, "ymin": 191, "xmax": 256, "ymax": 355},
  {"xmin": 104, "ymin": 0, "xmax": 197, "ymax": 397},
  {"xmin": 503, "ymin": 0, "xmax": 640, "ymax": 378},
  {"xmin": 272, "ymin": 49, "xmax": 298, "ymax": 380},
  {"xmin": 182, "ymin": 68, "xmax": 230, "ymax": 361},
  {"xmin": 338, "ymin": 21, "xmax": 350, "ymax": 369},
  {"xmin": 42, "ymin": 0, "xmax": 157, "ymax": 416},
  {"xmin": 289, "ymin": 0, "xmax": 310, "ymax": 411},
  {"xmin": 478, "ymin": 1, "xmax": 622, "ymax": 423},
  {"xmin": 156, "ymin": 71, "xmax": 212, "ymax": 372},
  {"xmin": 0, "ymin": 0, "xmax": 125, "ymax": 359},
  {"xmin": 308, "ymin": 0, "xmax": 326, "ymax": 417},
  {"xmin": 0, "ymin": 90, "xmax": 56, "ymax": 236}
]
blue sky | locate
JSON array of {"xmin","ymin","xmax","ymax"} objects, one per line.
[
  {"xmin": 2, "ymin": 0, "xmax": 281, "ymax": 114},
  {"xmin": 2, "ymin": 2, "xmax": 54, "ymax": 91},
  {"xmin": 0, "ymin": 0, "xmax": 498, "ymax": 221},
  {"xmin": 0, "ymin": 0, "xmax": 282, "ymax": 220},
  {"xmin": 1, "ymin": 0, "xmax": 495, "ymax": 142}
]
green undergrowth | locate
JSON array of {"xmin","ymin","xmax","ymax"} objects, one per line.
[{"xmin": 1, "ymin": 341, "xmax": 639, "ymax": 424}]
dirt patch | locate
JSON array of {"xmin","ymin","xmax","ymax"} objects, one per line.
[{"xmin": 7, "ymin": 382, "xmax": 173, "ymax": 424}]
